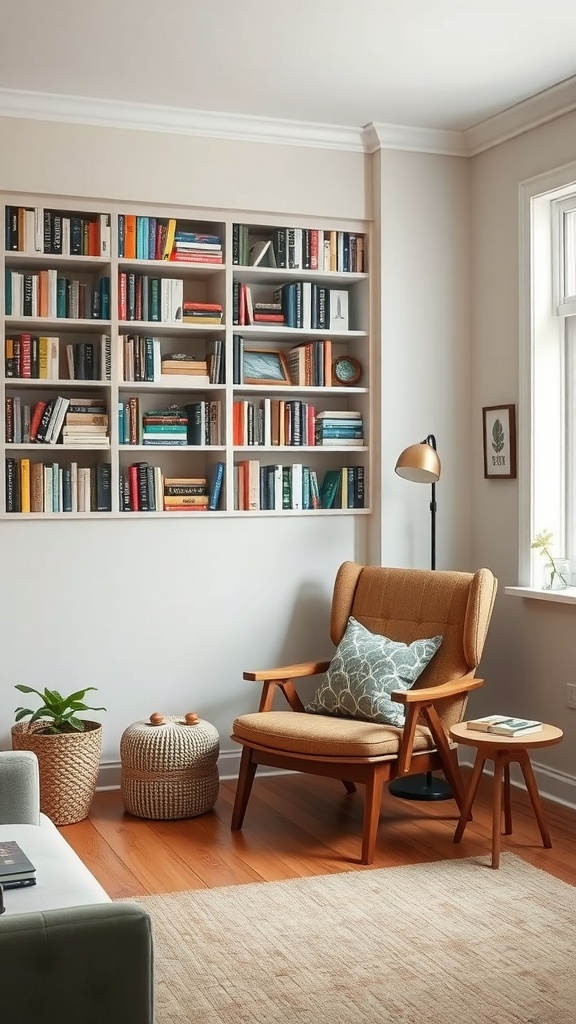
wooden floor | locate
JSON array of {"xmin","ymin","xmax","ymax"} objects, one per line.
[{"xmin": 59, "ymin": 770, "xmax": 576, "ymax": 899}]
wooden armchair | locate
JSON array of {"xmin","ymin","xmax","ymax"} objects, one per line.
[{"xmin": 231, "ymin": 562, "xmax": 498, "ymax": 864}]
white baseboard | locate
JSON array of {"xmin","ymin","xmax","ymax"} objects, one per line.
[{"xmin": 98, "ymin": 749, "xmax": 576, "ymax": 816}]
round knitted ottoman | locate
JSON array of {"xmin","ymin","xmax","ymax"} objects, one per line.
[{"xmin": 120, "ymin": 712, "xmax": 220, "ymax": 819}]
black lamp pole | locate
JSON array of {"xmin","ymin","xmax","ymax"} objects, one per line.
[
  {"xmin": 388, "ymin": 432, "xmax": 453, "ymax": 802},
  {"xmin": 427, "ymin": 434, "xmax": 437, "ymax": 571}
]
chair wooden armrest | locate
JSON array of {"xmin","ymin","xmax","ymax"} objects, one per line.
[
  {"xmin": 390, "ymin": 676, "xmax": 484, "ymax": 704},
  {"xmin": 243, "ymin": 661, "xmax": 331, "ymax": 682},
  {"xmin": 392, "ymin": 677, "xmax": 484, "ymax": 800},
  {"xmin": 243, "ymin": 661, "xmax": 331, "ymax": 712}
]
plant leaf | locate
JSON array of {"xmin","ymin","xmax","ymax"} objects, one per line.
[
  {"xmin": 14, "ymin": 707, "xmax": 33, "ymax": 721},
  {"xmin": 491, "ymin": 419, "xmax": 505, "ymax": 454}
]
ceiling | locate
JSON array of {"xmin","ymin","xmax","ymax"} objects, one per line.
[{"xmin": 2, "ymin": 0, "xmax": 576, "ymax": 132}]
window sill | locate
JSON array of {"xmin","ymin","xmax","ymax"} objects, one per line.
[{"xmin": 505, "ymin": 585, "xmax": 576, "ymax": 605}]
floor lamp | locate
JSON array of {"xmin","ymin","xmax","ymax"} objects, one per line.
[{"xmin": 388, "ymin": 433, "xmax": 453, "ymax": 801}]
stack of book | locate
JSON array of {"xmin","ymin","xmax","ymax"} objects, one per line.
[
  {"xmin": 182, "ymin": 302, "xmax": 223, "ymax": 325},
  {"xmin": 252, "ymin": 302, "xmax": 284, "ymax": 324},
  {"xmin": 315, "ymin": 410, "xmax": 363, "ymax": 446},
  {"xmin": 163, "ymin": 476, "xmax": 209, "ymax": 511},
  {"xmin": 61, "ymin": 398, "xmax": 109, "ymax": 447},
  {"xmin": 170, "ymin": 229, "xmax": 223, "ymax": 265},
  {"xmin": 142, "ymin": 409, "xmax": 188, "ymax": 447},
  {"xmin": 160, "ymin": 354, "xmax": 210, "ymax": 384},
  {"xmin": 466, "ymin": 715, "xmax": 543, "ymax": 736}
]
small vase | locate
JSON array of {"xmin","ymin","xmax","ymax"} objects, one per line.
[{"xmin": 542, "ymin": 558, "xmax": 570, "ymax": 590}]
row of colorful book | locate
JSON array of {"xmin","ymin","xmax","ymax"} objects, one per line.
[
  {"xmin": 117, "ymin": 216, "xmax": 223, "ymax": 264},
  {"xmin": 6, "ymin": 395, "xmax": 108, "ymax": 446},
  {"xmin": 232, "ymin": 224, "xmax": 365, "ymax": 273},
  {"xmin": 234, "ymin": 461, "xmax": 364, "ymax": 510},
  {"xmin": 233, "ymin": 281, "xmax": 349, "ymax": 331},
  {"xmin": 5, "ymin": 458, "xmax": 111, "ymax": 512},
  {"xmin": 5, "ymin": 269, "xmax": 110, "ymax": 320},
  {"xmin": 118, "ymin": 400, "xmax": 223, "ymax": 446},
  {"xmin": 233, "ymin": 402, "xmax": 363, "ymax": 447},
  {"xmin": 120, "ymin": 465, "xmax": 224, "ymax": 512},
  {"xmin": 5, "ymin": 207, "xmax": 111, "ymax": 257}
]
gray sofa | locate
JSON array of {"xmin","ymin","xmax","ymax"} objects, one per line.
[{"xmin": 0, "ymin": 750, "xmax": 154, "ymax": 1024}]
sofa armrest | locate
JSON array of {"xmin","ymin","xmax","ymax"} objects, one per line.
[
  {"xmin": 0, "ymin": 903, "xmax": 153, "ymax": 1024},
  {"xmin": 0, "ymin": 750, "xmax": 40, "ymax": 824}
]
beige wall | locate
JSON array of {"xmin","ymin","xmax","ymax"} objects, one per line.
[
  {"xmin": 0, "ymin": 117, "xmax": 370, "ymax": 221},
  {"xmin": 470, "ymin": 111, "xmax": 576, "ymax": 800}
]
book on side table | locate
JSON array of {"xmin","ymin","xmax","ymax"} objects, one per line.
[
  {"xmin": 466, "ymin": 715, "xmax": 543, "ymax": 736},
  {"xmin": 0, "ymin": 840, "xmax": 37, "ymax": 888}
]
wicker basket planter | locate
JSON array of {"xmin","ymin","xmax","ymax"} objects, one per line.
[{"xmin": 11, "ymin": 720, "xmax": 102, "ymax": 826}]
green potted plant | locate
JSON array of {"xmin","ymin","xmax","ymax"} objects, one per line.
[
  {"xmin": 11, "ymin": 685, "xmax": 106, "ymax": 825},
  {"xmin": 531, "ymin": 529, "xmax": 570, "ymax": 590}
]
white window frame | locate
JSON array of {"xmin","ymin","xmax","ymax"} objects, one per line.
[{"xmin": 510, "ymin": 162, "xmax": 576, "ymax": 602}]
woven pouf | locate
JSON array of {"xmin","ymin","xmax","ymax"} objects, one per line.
[{"xmin": 120, "ymin": 712, "xmax": 220, "ymax": 819}]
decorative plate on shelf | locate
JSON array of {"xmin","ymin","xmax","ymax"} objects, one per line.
[{"xmin": 333, "ymin": 355, "xmax": 362, "ymax": 386}]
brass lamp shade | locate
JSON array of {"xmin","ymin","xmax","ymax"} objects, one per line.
[{"xmin": 395, "ymin": 442, "xmax": 441, "ymax": 484}]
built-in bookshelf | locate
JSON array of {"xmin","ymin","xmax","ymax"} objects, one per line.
[{"xmin": 2, "ymin": 197, "xmax": 370, "ymax": 517}]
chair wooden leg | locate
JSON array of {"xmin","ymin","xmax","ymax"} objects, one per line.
[
  {"xmin": 342, "ymin": 781, "xmax": 357, "ymax": 794},
  {"xmin": 361, "ymin": 768, "xmax": 384, "ymax": 865},
  {"xmin": 231, "ymin": 746, "xmax": 258, "ymax": 831}
]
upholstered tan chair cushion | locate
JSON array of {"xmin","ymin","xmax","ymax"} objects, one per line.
[{"xmin": 233, "ymin": 711, "xmax": 435, "ymax": 759}]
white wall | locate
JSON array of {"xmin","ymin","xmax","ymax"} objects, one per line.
[
  {"xmin": 0, "ymin": 116, "xmax": 370, "ymax": 781},
  {"xmin": 470, "ymin": 111, "xmax": 576, "ymax": 802},
  {"xmin": 0, "ymin": 115, "xmax": 474, "ymax": 784},
  {"xmin": 375, "ymin": 149, "xmax": 472, "ymax": 572}
]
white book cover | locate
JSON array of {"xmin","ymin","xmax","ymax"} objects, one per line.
[
  {"xmin": 273, "ymin": 464, "xmax": 283, "ymax": 510},
  {"xmin": 43, "ymin": 465, "xmax": 52, "ymax": 512},
  {"xmin": 292, "ymin": 227, "xmax": 303, "ymax": 270},
  {"xmin": 11, "ymin": 272, "xmax": 23, "ymax": 316},
  {"xmin": 48, "ymin": 337, "xmax": 59, "ymax": 380},
  {"xmin": 31, "ymin": 276, "xmax": 39, "ymax": 317},
  {"xmin": 48, "ymin": 396, "xmax": 70, "ymax": 444},
  {"xmin": 34, "ymin": 207, "xmax": 44, "ymax": 252},
  {"xmin": 100, "ymin": 214, "xmax": 111, "ymax": 257},
  {"xmin": 291, "ymin": 463, "xmax": 303, "ymax": 510},
  {"xmin": 24, "ymin": 209, "xmax": 35, "ymax": 253},
  {"xmin": 71, "ymin": 462, "xmax": 78, "ymax": 512},
  {"xmin": 47, "ymin": 269, "xmax": 58, "ymax": 318},
  {"xmin": 329, "ymin": 289, "xmax": 349, "ymax": 331},
  {"xmin": 62, "ymin": 218, "xmax": 71, "ymax": 256},
  {"xmin": 152, "ymin": 339, "xmax": 161, "ymax": 380}
]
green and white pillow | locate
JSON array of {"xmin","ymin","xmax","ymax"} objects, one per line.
[{"xmin": 306, "ymin": 616, "xmax": 443, "ymax": 728}]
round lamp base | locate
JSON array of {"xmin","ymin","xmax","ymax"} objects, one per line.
[{"xmin": 388, "ymin": 772, "xmax": 453, "ymax": 801}]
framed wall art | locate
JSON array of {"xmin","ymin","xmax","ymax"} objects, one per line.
[{"xmin": 482, "ymin": 404, "xmax": 517, "ymax": 479}]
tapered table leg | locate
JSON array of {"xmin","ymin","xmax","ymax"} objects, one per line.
[
  {"xmin": 491, "ymin": 753, "xmax": 505, "ymax": 868},
  {"xmin": 503, "ymin": 760, "xmax": 513, "ymax": 835},
  {"xmin": 454, "ymin": 751, "xmax": 485, "ymax": 844}
]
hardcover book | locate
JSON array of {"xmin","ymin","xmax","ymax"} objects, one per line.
[
  {"xmin": 466, "ymin": 715, "xmax": 542, "ymax": 736},
  {"xmin": 0, "ymin": 840, "xmax": 36, "ymax": 885}
]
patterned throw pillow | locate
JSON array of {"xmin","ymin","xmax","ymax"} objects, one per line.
[{"xmin": 305, "ymin": 616, "xmax": 443, "ymax": 728}]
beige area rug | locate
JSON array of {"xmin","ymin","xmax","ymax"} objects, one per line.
[{"xmin": 130, "ymin": 855, "xmax": 576, "ymax": 1024}]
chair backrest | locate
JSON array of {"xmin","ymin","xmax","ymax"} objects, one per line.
[{"xmin": 330, "ymin": 563, "xmax": 498, "ymax": 728}]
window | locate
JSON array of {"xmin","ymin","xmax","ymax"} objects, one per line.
[{"xmin": 520, "ymin": 166, "xmax": 576, "ymax": 591}]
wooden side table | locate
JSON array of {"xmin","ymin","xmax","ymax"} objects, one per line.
[{"xmin": 449, "ymin": 722, "xmax": 563, "ymax": 868}]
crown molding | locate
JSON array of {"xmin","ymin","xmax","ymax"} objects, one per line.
[
  {"xmin": 2, "ymin": 78, "xmax": 576, "ymax": 158},
  {"xmin": 0, "ymin": 88, "xmax": 366, "ymax": 152},
  {"xmin": 464, "ymin": 75, "xmax": 576, "ymax": 156},
  {"xmin": 364, "ymin": 122, "xmax": 467, "ymax": 157}
]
